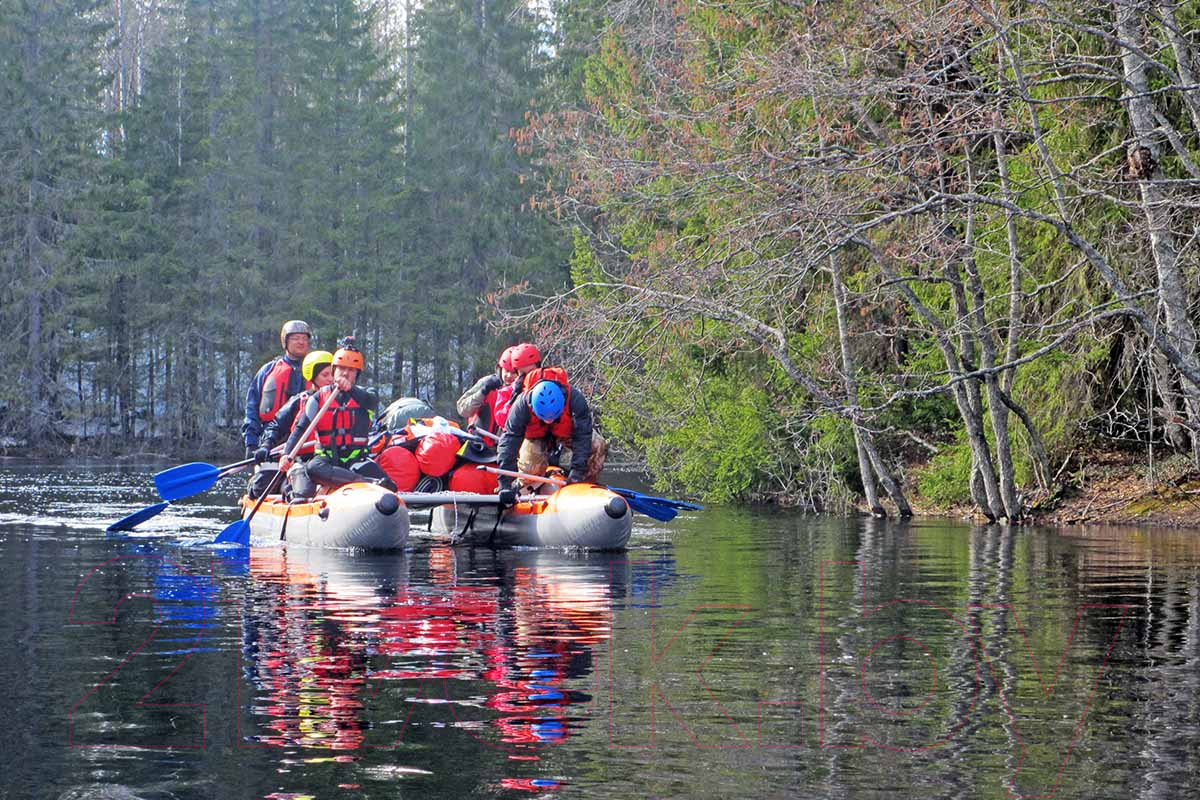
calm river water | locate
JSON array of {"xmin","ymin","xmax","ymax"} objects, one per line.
[{"xmin": 1, "ymin": 462, "xmax": 1198, "ymax": 799}]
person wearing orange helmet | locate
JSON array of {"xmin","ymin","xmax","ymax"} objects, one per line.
[
  {"xmin": 242, "ymin": 319, "xmax": 313, "ymax": 457},
  {"xmin": 456, "ymin": 345, "xmax": 522, "ymax": 436},
  {"xmin": 280, "ymin": 337, "xmax": 395, "ymax": 499}
]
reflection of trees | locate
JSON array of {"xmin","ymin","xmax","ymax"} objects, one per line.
[
  {"xmin": 808, "ymin": 520, "xmax": 1200, "ymax": 797},
  {"xmin": 1031, "ymin": 527, "xmax": 1200, "ymax": 797}
]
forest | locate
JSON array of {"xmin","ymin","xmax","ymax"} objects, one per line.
[{"xmin": 3, "ymin": 0, "xmax": 1199, "ymax": 521}]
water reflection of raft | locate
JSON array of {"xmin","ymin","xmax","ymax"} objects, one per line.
[
  {"xmin": 423, "ymin": 483, "xmax": 633, "ymax": 550},
  {"xmin": 238, "ymin": 482, "xmax": 409, "ymax": 549}
]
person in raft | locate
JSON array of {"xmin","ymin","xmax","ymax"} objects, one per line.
[
  {"xmin": 456, "ymin": 345, "xmax": 520, "ymax": 436},
  {"xmin": 241, "ymin": 319, "xmax": 312, "ymax": 458},
  {"xmin": 280, "ymin": 338, "xmax": 396, "ymax": 499},
  {"xmin": 505, "ymin": 342, "xmax": 542, "ymax": 395},
  {"xmin": 494, "ymin": 365, "xmax": 608, "ymax": 507},
  {"xmin": 246, "ymin": 349, "xmax": 334, "ymax": 499}
]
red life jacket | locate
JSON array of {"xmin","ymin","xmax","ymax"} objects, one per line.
[
  {"xmin": 312, "ymin": 385, "xmax": 372, "ymax": 462},
  {"xmin": 488, "ymin": 383, "xmax": 516, "ymax": 433},
  {"xmin": 522, "ymin": 367, "xmax": 573, "ymax": 441},
  {"xmin": 520, "ymin": 366, "xmax": 570, "ymax": 394},
  {"xmin": 287, "ymin": 389, "xmax": 320, "ymax": 453},
  {"xmin": 470, "ymin": 382, "xmax": 516, "ymax": 434},
  {"xmin": 258, "ymin": 357, "xmax": 308, "ymax": 423},
  {"xmin": 287, "ymin": 390, "xmax": 313, "ymax": 435}
]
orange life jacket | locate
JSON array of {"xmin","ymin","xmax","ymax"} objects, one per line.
[
  {"xmin": 312, "ymin": 385, "xmax": 371, "ymax": 462},
  {"xmin": 258, "ymin": 357, "xmax": 308, "ymax": 423},
  {"xmin": 520, "ymin": 366, "xmax": 569, "ymax": 394},
  {"xmin": 522, "ymin": 367, "xmax": 573, "ymax": 441}
]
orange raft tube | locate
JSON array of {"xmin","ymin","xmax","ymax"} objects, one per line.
[
  {"xmin": 238, "ymin": 482, "xmax": 409, "ymax": 549},
  {"xmin": 425, "ymin": 483, "xmax": 633, "ymax": 550}
]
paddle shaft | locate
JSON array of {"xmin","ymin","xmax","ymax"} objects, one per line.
[
  {"xmin": 481, "ymin": 465, "xmax": 565, "ymax": 486},
  {"xmin": 480, "ymin": 465, "xmax": 699, "ymax": 519},
  {"xmin": 242, "ymin": 389, "xmax": 341, "ymax": 524},
  {"xmin": 474, "ymin": 427, "xmax": 500, "ymax": 443}
]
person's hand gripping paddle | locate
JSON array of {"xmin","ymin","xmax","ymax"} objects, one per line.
[{"xmin": 213, "ymin": 388, "xmax": 340, "ymax": 546}]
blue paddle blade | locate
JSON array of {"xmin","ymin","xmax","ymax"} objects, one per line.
[
  {"xmin": 213, "ymin": 518, "xmax": 251, "ymax": 546},
  {"xmin": 155, "ymin": 462, "xmax": 221, "ymax": 501},
  {"xmin": 622, "ymin": 495, "xmax": 679, "ymax": 522},
  {"xmin": 609, "ymin": 486, "xmax": 703, "ymax": 512},
  {"xmin": 107, "ymin": 501, "xmax": 170, "ymax": 532}
]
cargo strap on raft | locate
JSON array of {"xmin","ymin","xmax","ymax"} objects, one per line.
[{"xmin": 447, "ymin": 506, "xmax": 480, "ymax": 545}]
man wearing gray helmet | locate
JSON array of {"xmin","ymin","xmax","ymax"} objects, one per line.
[{"xmin": 241, "ymin": 319, "xmax": 312, "ymax": 458}]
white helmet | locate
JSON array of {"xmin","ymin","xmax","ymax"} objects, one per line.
[{"xmin": 279, "ymin": 320, "xmax": 312, "ymax": 350}]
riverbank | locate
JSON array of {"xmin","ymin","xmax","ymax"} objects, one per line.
[
  {"xmin": 908, "ymin": 450, "xmax": 1200, "ymax": 528},
  {"xmin": 8, "ymin": 438, "xmax": 1200, "ymax": 528}
]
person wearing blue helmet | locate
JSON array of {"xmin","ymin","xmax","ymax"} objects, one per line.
[{"xmin": 495, "ymin": 365, "xmax": 608, "ymax": 507}]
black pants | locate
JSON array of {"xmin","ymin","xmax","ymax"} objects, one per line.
[
  {"xmin": 289, "ymin": 456, "xmax": 395, "ymax": 499},
  {"xmin": 248, "ymin": 467, "xmax": 279, "ymax": 500}
]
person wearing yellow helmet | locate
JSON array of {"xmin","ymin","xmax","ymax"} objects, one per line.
[
  {"xmin": 301, "ymin": 349, "xmax": 335, "ymax": 383},
  {"xmin": 246, "ymin": 350, "xmax": 334, "ymax": 499},
  {"xmin": 241, "ymin": 319, "xmax": 313, "ymax": 457},
  {"xmin": 281, "ymin": 338, "xmax": 395, "ymax": 499}
]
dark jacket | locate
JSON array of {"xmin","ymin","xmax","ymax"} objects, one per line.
[
  {"xmin": 496, "ymin": 383, "xmax": 592, "ymax": 488},
  {"xmin": 241, "ymin": 354, "xmax": 305, "ymax": 447},
  {"xmin": 257, "ymin": 389, "xmax": 313, "ymax": 451}
]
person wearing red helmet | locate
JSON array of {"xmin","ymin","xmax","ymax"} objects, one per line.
[
  {"xmin": 241, "ymin": 319, "xmax": 313, "ymax": 457},
  {"xmin": 495, "ymin": 364, "xmax": 608, "ymax": 507},
  {"xmin": 280, "ymin": 337, "xmax": 395, "ymax": 499},
  {"xmin": 456, "ymin": 345, "xmax": 522, "ymax": 436},
  {"xmin": 508, "ymin": 342, "xmax": 542, "ymax": 380}
]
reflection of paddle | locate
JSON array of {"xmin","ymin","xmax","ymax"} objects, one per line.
[
  {"xmin": 214, "ymin": 389, "xmax": 341, "ymax": 546},
  {"xmin": 480, "ymin": 466, "xmax": 702, "ymax": 522},
  {"xmin": 154, "ymin": 445, "xmax": 288, "ymax": 501},
  {"xmin": 107, "ymin": 501, "xmax": 171, "ymax": 533}
]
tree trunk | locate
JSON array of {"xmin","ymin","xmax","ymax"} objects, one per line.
[
  {"xmin": 961, "ymin": 162, "xmax": 1022, "ymax": 520},
  {"xmin": 830, "ymin": 254, "xmax": 884, "ymax": 516},
  {"xmin": 940, "ymin": 255, "xmax": 1007, "ymax": 522},
  {"xmin": 1156, "ymin": 0, "xmax": 1200, "ymax": 138},
  {"xmin": 408, "ymin": 331, "xmax": 419, "ymax": 398},
  {"xmin": 997, "ymin": 389, "xmax": 1052, "ymax": 493},
  {"xmin": 864, "ymin": 239, "xmax": 1003, "ymax": 522},
  {"xmin": 1117, "ymin": 0, "xmax": 1200, "ymax": 465}
]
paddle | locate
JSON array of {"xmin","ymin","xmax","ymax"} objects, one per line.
[
  {"xmin": 107, "ymin": 501, "xmax": 170, "ymax": 533},
  {"xmin": 154, "ymin": 444, "xmax": 296, "ymax": 501},
  {"xmin": 213, "ymin": 388, "xmax": 341, "ymax": 546},
  {"xmin": 473, "ymin": 427, "xmax": 501, "ymax": 443},
  {"xmin": 481, "ymin": 466, "xmax": 701, "ymax": 522},
  {"xmin": 109, "ymin": 457, "xmax": 270, "ymax": 533}
]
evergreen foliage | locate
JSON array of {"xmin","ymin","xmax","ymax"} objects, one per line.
[
  {"xmin": 0, "ymin": 0, "xmax": 560, "ymax": 452},
  {"xmin": 4, "ymin": 0, "xmax": 1199, "ymax": 520}
]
